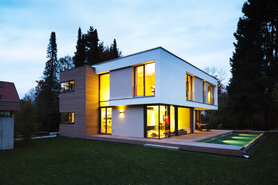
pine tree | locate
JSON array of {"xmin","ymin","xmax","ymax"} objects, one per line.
[
  {"xmin": 84, "ymin": 26, "xmax": 99, "ymax": 65},
  {"xmin": 73, "ymin": 27, "xmax": 86, "ymax": 67},
  {"xmin": 109, "ymin": 39, "xmax": 121, "ymax": 59},
  {"xmin": 35, "ymin": 32, "xmax": 61, "ymax": 131},
  {"xmin": 227, "ymin": 0, "xmax": 278, "ymax": 130}
]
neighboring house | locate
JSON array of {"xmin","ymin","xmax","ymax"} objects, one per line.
[
  {"xmin": 0, "ymin": 81, "xmax": 20, "ymax": 150},
  {"xmin": 59, "ymin": 47, "xmax": 218, "ymax": 139}
]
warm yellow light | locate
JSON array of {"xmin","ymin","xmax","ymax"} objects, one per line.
[{"xmin": 119, "ymin": 109, "xmax": 124, "ymax": 114}]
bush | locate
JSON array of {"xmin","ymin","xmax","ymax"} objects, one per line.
[{"xmin": 15, "ymin": 100, "xmax": 37, "ymax": 140}]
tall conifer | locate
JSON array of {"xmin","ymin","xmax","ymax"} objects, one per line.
[
  {"xmin": 35, "ymin": 32, "xmax": 60, "ymax": 131},
  {"xmin": 228, "ymin": 0, "xmax": 278, "ymax": 130},
  {"xmin": 73, "ymin": 27, "xmax": 86, "ymax": 67}
]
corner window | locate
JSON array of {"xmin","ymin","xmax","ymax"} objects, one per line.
[
  {"xmin": 61, "ymin": 112, "xmax": 75, "ymax": 123},
  {"xmin": 61, "ymin": 80, "xmax": 75, "ymax": 93},
  {"xmin": 186, "ymin": 74, "xmax": 193, "ymax": 100},
  {"xmin": 208, "ymin": 84, "xmax": 214, "ymax": 105},
  {"xmin": 135, "ymin": 62, "xmax": 155, "ymax": 97}
]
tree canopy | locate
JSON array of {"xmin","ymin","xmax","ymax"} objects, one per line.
[{"xmin": 227, "ymin": 0, "xmax": 278, "ymax": 130}]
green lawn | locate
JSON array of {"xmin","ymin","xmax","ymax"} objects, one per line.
[{"xmin": 0, "ymin": 133, "xmax": 277, "ymax": 185}]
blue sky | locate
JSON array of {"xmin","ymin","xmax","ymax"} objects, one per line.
[{"xmin": 0, "ymin": 0, "xmax": 244, "ymax": 97}]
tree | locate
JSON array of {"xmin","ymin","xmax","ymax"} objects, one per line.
[
  {"xmin": 15, "ymin": 99, "xmax": 37, "ymax": 140},
  {"xmin": 227, "ymin": 0, "xmax": 278, "ymax": 130},
  {"xmin": 203, "ymin": 67, "xmax": 229, "ymax": 128},
  {"xmin": 35, "ymin": 32, "xmax": 60, "ymax": 131},
  {"xmin": 109, "ymin": 39, "xmax": 121, "ymax": 59},
  {"xmin": 59, "ymin": 55, "xmax": 74, "ymax": 72},
  {"xmin": 73, "ymin": 27, "xmax": 86, "ymax": 67},
  {"xmin": 85, "ymin": 26, "xmax": 99, "ymax": 65}
]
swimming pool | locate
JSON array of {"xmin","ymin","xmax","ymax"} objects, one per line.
[{"xmin": 198, "ymin": 132, "xmax": 263, "ymax": 147}]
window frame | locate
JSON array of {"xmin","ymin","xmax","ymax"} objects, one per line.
[
  {"xmin": 61, "ymin": 80, "xmax": 75, "ymax": 93},
  {"xmin": 134, "ymin": 62, "xmax": 155, "ymax": 97},
  {"xmin": 61, "ymin": 112, "xmax": 75, "ymax": 124},
  {"xmin": 99, "ymin": 73, "xmax": 110, "ymax": 107},
  {"xmin": 207, "ymin": 83, "xmax": 215, "ymax": 105},
  {"xmin": 186, "ymin": 74, "xmax": 193, "ymax": 101}
]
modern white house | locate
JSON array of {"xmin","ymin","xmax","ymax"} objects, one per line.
[{"xmin": 59, "ymin": 47, "xmax": 218, "ymax": 139}]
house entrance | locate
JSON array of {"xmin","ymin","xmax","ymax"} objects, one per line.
[{"xmin": 100, "ymin": 107, "xmax": 112, "ymax": 134}]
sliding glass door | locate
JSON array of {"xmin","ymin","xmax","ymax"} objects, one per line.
[{"xmin": 146, "ymin": 105, "xmax": 170, "ymax": 138}]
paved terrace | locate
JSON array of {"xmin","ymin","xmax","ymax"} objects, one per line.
[{"xmin": 85, "ymin": 130, "xmax": 257, "ymax": 157}]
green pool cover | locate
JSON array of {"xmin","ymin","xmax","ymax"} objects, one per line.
[{"xmin": 198, "ymin": 133, "xmax": 260, "ymax": 146}]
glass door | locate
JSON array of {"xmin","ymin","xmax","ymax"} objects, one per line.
[
  {"xmin": 160, "ymin": 106, "xmax": 170, "ymax": 138},
  {"xmin": 146, "ymin": 105, "xmax": 170, "ymax": 138},
  {"xmin": 100, "ymin": 107, "xmax": 112, "ymax": 134}
]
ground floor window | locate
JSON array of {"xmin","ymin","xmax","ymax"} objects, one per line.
[
  {"xmin": 145, "ymin": 105, "xmax": 192, "ymax": 138},
  {"xmin": 100, "ymin": 107, "xmax": 112, "ymax": 134},
  {"xmin": 146, "ymin": 105, "xmax": 170, "ymax": 138},
  {"xmin": 0, "ymin": 111, "xmax": 13, "ymax": 118}
]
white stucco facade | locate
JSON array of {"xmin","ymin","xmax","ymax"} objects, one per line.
[{"xmin": 93, "ymin": 47, "xmax": 218, "ymax": 110}]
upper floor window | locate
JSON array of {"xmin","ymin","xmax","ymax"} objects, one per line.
[
  {"xmin": 61, "ymin": 80, "xmax": 75, "ymax": 93},
  {"xmin": 208, "ymin": 84, "xmax": 214, "ymax": 105},
  {"xmin": 100, "ymin": 73, "xmax": 110, "ymax": 106},
  {"xmin": 186, "ymin": 74, "xmax": 193, "ymax": 100},
  {"xmin": 135, "ymin": 62, "xmax": 155, "ymax": 97},
  {"xmin": 61, "ymin": 112, "xmax": 75, "ymax": 123}
]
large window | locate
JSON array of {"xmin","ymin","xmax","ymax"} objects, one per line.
[
  {"xmin": 135, "ymin": 62, "xmax": 155, "ymax": 97},
  {"xmin": 146, "ymin": 105, "xmax": 169, "ymax": 139},
  {"xmin": 61, "ymin": 112, "xmax": 75, "ymax": 123},
  {"xmin": 208, "ymin": 84, "xmax": 214, "ymax": 105},
  {"xmin": 99, "ymin": 73, "xmax": 110, "ymax": 107},
  {"xmin": 61, "ymin": 80, "xmax": 75, "ymax": 93},
  {"xmin": 177, "ymin": 107, "xmax": 191, "ymax": 134},
  {"xmin": 186, "ymin": 74, "xmax": 193, "ymax": 100}
]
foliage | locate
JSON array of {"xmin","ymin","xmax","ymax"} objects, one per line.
[
  {"xmin": 84, "ymin": 26, "xmax": 99, "ymax": 65},
  {"xmin": 14, "ymin": 99, "xmax": 37, "ymax": 140},
  {"xmin": 203, "ymin": 67, "xmax": 228, "ymax": 128},
  {"xmin": 35, "ymin": 32, "xmax": 60, "ymax": 131},
  {"xmin": 227, "ymin": 0, "xmax": 278, "ymax": 130},
  {"xmin": 73, "ymin": 27, "xmax": 86, "ymax": 67},
  {"xmin": 0, "ymin": 133, "xmax": 277, "ymax": 185},
  {"xmin": 59, "ymin": 55, "xmax": 74, "ymax": 72},
  {"xmin": 73, "ymin": 27, "xmax": 121, "ymax": 67}
]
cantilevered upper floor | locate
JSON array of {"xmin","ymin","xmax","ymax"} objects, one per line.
[{"xmin": 93, "ymin": 47, "xmax": 218, "ymax": 110}]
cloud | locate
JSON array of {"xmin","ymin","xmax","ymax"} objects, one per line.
[{"xmin": 0, "ymin": 0, "xmax": 245, "ymax": 97}]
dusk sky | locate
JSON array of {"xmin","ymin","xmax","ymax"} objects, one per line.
[{"xmin": 0, "ymin": 0, "xmax": 245, "ymax": 98}]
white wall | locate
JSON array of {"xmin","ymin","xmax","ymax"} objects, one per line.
[
  {"xmin": 159, "ymin": 49, "xmax": 218, "ymax": 110},
  {"xmin": 112, "ymin": 106, "xmax": 144, "ymax": 138},
  {"xmin": 94, "ymin": 47, "xmax": 218, "ymax": 110},
  {"xmin": 0, "ymin": 118, "xmax": 14, "ymax": 150},
  {"xmin": 110, "ymin": 67, "xmax": 133, "ymax": 99}
]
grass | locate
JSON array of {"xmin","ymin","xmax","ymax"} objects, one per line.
[{"xmin": 0, "ymin": 133, "xmax": 277, "ymax": 185}]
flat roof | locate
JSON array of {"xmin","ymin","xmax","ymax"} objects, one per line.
[{"xmin": 93, "ymin": 46, "xmax": 217, "ymax": 80}]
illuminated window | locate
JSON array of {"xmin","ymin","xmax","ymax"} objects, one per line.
[
  {"xmin": 135, "ymin": 62, "xmax": 155, "ymax": 97},
  {"xmin": 100, "ymin": 107, "xmax": 112, "ymax": 134},
  {"xmin": 146, "ymin": 105, "xmax": 169, "ymax": 138},
  {"xmin": 186, "ymin": 74, "xmax": 193, "ymax": 100},
  {"xmin": 177, "ymin": 107, "xmax": 191, "ymax": 134},
  {"xmin": 61, "ymin": 112, "xmax": 75, "ymax": 123},
  {"xmin": 135, "ymin": 66, "xmax": 144, "ymax": 96},
  {"xmin": 61, "ymin": 80, "xmax": 75, "ymax": 93},
  {"xmin": 100, "ymin": 73, "xmax": 110, "ymax": 107},
  {"xmin": 208, "ymin": 84, "xmax": 214, "ymax": 105}
]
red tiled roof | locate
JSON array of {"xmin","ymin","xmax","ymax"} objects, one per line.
[{"xmin": 0, "ymin": 81, "xmax": 20, "ymax": 101}]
